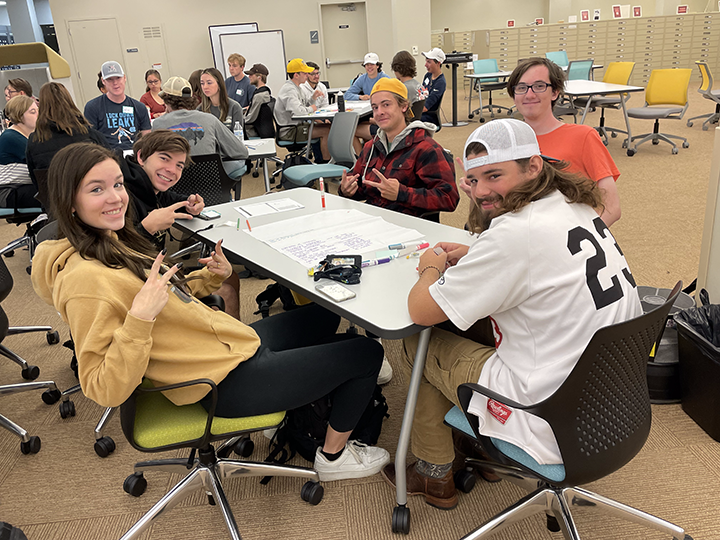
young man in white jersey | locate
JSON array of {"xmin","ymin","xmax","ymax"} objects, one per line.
[{"xmin": 381, "ymin": 119, "xmax": 641, "ymax": 510}]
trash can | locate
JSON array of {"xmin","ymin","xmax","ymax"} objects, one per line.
[
  {"xmin": 676, "ymin": 300, "xmax": 720, "ymax": 442},
  {"xmin": 637, "ymin": 286, "xmax": 695, "ymax": 403}
]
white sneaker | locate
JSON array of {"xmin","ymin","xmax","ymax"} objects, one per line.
[
  {"xmin": 377, "ymin": 357, "xmax": 393, "ymax": 385},
  {"xmin": 314, "ymin": 441, "xmax": 390, "ymax": 481}
]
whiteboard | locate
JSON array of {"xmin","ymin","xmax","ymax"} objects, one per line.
[
  {"xmin": 208, "ymin": 22, "xmax": 258, "ymax": 72},
  {"xmin": 217, "ymin": 30, "xmax": 287, "ymax": 96}
]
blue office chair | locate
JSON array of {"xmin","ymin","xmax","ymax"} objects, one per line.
[
  {"xmin": 468, "ymin": 59, "xmax": 513, "ymax": 122},
  {"xmin": 444, "ymin": 282, "xmax": 692, "ymax": 540},
  {"xmin": 545, "ymin": 51, "xmax": 569, "ymax": 68},
  {"xmin": 282, "ymin": 112, "xmax": 359, "ymax": 188},
  {"xmin": 566, "ymin": 59, "xmax": 593, "ymax": 81}
]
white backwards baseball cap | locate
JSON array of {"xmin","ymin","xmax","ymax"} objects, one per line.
[
  {"xmin": 463, "ymin": 119, "xmax": 541, "ymax": 171},
  {"xmin": 363, "ymin": 52, "xmax": 380, "ymax": 65}
]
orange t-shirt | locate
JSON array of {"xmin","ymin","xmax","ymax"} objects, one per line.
[{"xmin": 536, "ymin": 123, "xmax": 620, "ymax": 183}]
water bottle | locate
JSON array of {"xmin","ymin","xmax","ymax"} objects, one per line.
[
  {"xmin": 233, "ymin": 121, "xmax": 244, "ymax": 140},
  {"xmin": 337, "ymin": 93, "xmax": 345, "ymax": 112}
]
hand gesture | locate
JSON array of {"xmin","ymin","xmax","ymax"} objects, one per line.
[
  {"xmin": 186, "ymin": 194, "xmax": 205, "ymax": 216},
  {"xmin": 455, "ymin": 157, "xmax": 472, "ymax": 198},
  {"xmin": 129, "ymin": 251, "xmax": 181, "ymax": 321},
  {"xmin": 363, "ymin": 168, "xmax": 400, "ymax": 201},
  {"xmin": 313, "ymin": 89, "xmax": 324, "ymax": 100},
  {"xmin": 198, "ymin": 239, "xmax": 233, "ymax": 279},
  {"xmin": 142, "ymin": 201, "xmax": 192, "ymax": 235},
  {"xmin": 435, "ymin": 242, "xmax": 470, "ymax": 267},
  {"xmin": 359, "ymin": 95, "xmax": 370, "ymax": 101},
  {"xmin": 340, "ymin": 170, "xmax": 360, "ymax": 197}
]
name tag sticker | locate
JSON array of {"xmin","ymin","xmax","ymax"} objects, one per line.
[
  {"xmin": 122, "ymin": 106, "xmax": 133, "ymax": 114},
  {"xmin": 236, "ymin": 89, "xmax": 243, "ymax": 95},
  {"xmin": 487, "ymin": 399, "xmax": 512, "ymax": 425}
]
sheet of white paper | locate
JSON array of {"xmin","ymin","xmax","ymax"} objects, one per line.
[
  {"xmin": 235, "ymin": 198, "xmax": 304, "ymax": 218},
  {"xmin": 247, "ymin": 209, "xmax": 424, "ymax": 267}
]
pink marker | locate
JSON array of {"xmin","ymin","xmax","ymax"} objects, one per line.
[{"xmin": 319, "ymin": 177, "xmax": 326, "ymax": 209}]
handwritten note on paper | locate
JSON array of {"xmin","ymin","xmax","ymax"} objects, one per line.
[
  {"xmin": 247, "ymin": 209, "xmax": 423, "ymax": 267},
  {"xmin": 235, "ymin": 198, "xmax": 304, "ymax": 218}
]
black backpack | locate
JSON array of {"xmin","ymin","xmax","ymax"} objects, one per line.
[
  {"xmin": 280, "ymin": 151, "xmax": 313, "ymax": 189},
  {"xmin": 261, "ymin": 385, "xmax": 389, "ymax": 482}
]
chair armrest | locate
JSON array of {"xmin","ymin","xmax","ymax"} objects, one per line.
[
  {"xmin": 457, "ymin": 382, "xmax": 534, "ymax": 412},
  {"xmin": 200, "ymin": 294, "xmax": 225, "ymax": 312}
]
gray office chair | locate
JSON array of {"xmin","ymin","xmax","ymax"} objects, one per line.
[
  {"xmin": 442, "ymin": 282, "xmax": 692, "ymax": 540},
  {"xmin": 281, "ymin": 111, "xmax": 359, "ymax": 188},
  {"xmin": 686, "ymin": 61, "xmax": 720, "ymax": 131},
  {"xmin": 626, "ymin": 68, "xmax": 692, "ymax": 156}
]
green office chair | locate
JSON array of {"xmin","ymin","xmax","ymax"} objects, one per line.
[
  {"xmin": 118, "ymin": 378, "xmax": 323, "ymax": 540},
  {"xmin": 545, "ymin": 51, "xmax": 569, "ymax": 68},
  {"xmin": 468, "ymin": 59, "xmax": 513, "ymax": 121},
  {"xmin": 442, "ymin": 282, "xmax": 692, "ymax": 540}
]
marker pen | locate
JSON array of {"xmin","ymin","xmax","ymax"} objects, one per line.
[
  {"xmin": 361, "ymin": 257, "xmax": 393, "ymax": 268},
  {"xmin": 319, "ymin": 177, "xmax": 326, "ymax": 209},
  {"xmin": 388, "ymin": 241, "xmax": 430, "ymax": 251}
]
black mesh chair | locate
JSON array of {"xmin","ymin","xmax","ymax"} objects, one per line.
[
  {"xmin": 170, "ymin": 153, "xmax": 236, "ymax": 205},
  {"xmin": 444, "ymin": 281, "xmax": 692, "ymax": 540}
]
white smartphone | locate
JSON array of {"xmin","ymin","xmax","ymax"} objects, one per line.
[
  {"xmin": 315, "ymin": 283, "xmax": 356, "ymax": 302},
  {"xmin": 198, "ymin": 209, "xmax": 222, "ymax": 220}
]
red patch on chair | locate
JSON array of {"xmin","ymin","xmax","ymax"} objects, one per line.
[{"xmin": 487, "ymin": 399, "xmax": 512, "ymax": 425}]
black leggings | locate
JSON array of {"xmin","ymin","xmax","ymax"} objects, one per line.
[{"xmin": 202, "ymin": 304, "xmax": 384, "ymax": 433}]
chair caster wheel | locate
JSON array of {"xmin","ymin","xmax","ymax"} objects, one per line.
[
  {"xmin": 652, "ymin": 139, "xmax": 659, "ymax": 145},
  {"xmin": 611, "ymin": 132, "xmax": 617, "ymax": 138},
  {"xmin": 94, "ymin": 436, "xmax": 116, "ymax": 457},
  {"xmin": 479, "ymin": 118, "xmax": 485, "ymax": 123},
  {"xmin": 687, "ymin": 121, "xmax": 693, "ymax": 127},
  {"xmin": 392, "ymin": 505, "xmax": 411, "ymax": 534},
  {"xmin": 46, "ymin": 330, "xmax": 60, "ymax": 345},
  {"xmin": 25, "ymin": 266, "xmax": 31, "ymax": 275},
  {"xmin": 682, "ymin": 141, "xmax": 689, "ymax": 149},
  {"xmin": 234, "ymin": 437, "xmax": 254, "ymax": 458},
  {"xmin": 252, "ymin": 171, "xmax": 259, "ymax": 178},
  {"xmin": 602, "ymin": 140, "xmax": 608, "ymax": 146},
  {"xmin": 453, "ymin": 468, "xmax": 476, "ymax": 493},
  {"xmin": 703, "ymin": 125, "xmax": 709, "ymax": 131},
  {"xmin": 300, "ymin": 481, "xmax": 324, "ymax": 505},
  {"xmin": 22, "ymin": 365, "xmax": 40, "ymax": 380},
  {"xmin": 4, "ymin": 250, "xmax": 14, "ymax": 257},
  {"xmin": 546, "ymin": 514, "xmax": 560, "ymax": 532},
  {"xmin": 123, "ymin": 473, "xmax": 147, "ymax": 497},
  {"xmin": 59, "ymin": 400, "xmax": 75, "ymax": 419},
  {"xmin": 42, "ymin": 388, "xmax": 60, "ymax": 404},
  {"xmin": 20, "ymin": 436, "xmax": 41, "ymax": 454},
  {"xmin": 627, "ymin": 149, "xmax": 636, "ymax": 157},
  {"xmin": 468, "ymin": 113, "xmax": 474, "ymax": 119},
  {"xmin": 70, "ymin": 357, "xmax": 78, "ymax": 379},
  {"xmin": 672, "ymin": 147, "xmax": 679, "ymax": 155}
]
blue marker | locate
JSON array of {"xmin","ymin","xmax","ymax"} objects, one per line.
[{"xmin": 361, "ymin": 257, "xmax": 393, "ymax": 268}]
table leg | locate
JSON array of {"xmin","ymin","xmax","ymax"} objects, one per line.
[
  {"xmin": 305, "ymin": 122, "xmax": 315, "ymax": 159},
  {"xmin": 620, "ymin": 94, "xmax": 633, "ymax": 148},
  {"xmin": 394, "ymin": 327, "xmax": 431, "ymax": 507},
  {"xmin": 262, "ymin": 157, "xmax": 271, "ymax": 193},
  {"xmin": 579, "ymin": 97, "xmax": 592, "ymax": 125}
]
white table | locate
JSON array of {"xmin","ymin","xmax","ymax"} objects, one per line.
[
  {"xmin": 173, "ymin": 188, "xmax": 474, "ymax": 532},
  {"xmin": 563, "ymin": 79, "xmax": 645, "ymax": 146},
  {"xmin": 246, "ymin": 138, "xmax": 277, "ymax": 193}
]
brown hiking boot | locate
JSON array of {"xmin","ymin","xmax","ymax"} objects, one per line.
[
  {"xmin": 452, "ymin": 430, "xmax": 501, "ymax": 483},
  {"xmin": 381, "ymin": 462, "xmax": 458, "ymax": 510}
]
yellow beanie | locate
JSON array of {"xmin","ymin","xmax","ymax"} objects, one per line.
[{"xmin": 370, "ymin": 78, "xmax": 408, "ymax": 100}]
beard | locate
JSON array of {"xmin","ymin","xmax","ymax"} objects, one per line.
[{"xmin": 468, "ymin": 196, "xmax": 503, "ymax": 234}]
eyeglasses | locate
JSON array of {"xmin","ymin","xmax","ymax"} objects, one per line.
[
  {"xmin": 147, "ymin": 79, "xmax": 161, "ymax": 85},
  {"xmin": 512, "ymin": 82, "xmax": 550, "ymax": 95},
  {"xmin": 6, "ymin": 89, "xmax": 19, "ymax": 96}
]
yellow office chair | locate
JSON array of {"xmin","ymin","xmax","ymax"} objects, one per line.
[
  {"xmin": 626, "ymin": 68, "xmax": 692, "ymax": 156},
  {"xmin": 686, "ymin": 61, "xmax": 720, "ymax": 131},
  {"xmin": 574, "ymin": 62, "xmax": 636, "ymax": 145}
]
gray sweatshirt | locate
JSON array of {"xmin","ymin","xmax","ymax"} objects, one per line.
[{"xmin": 152, "ymin": 109, "xmax": 247, "ymax": 160}]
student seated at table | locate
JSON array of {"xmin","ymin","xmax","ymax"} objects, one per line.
[
  {"xmin": 0, "ymin": 96, "xmax": 38, "ymax": 208},
  {"xmin": 338, "ymin": 78, "xmax": 458, "ymax": 218},
  {"xmin": 152, "ymin": 76, "xmax": 247, "ymax": 181},
  {"xmin": 274, "ymin": 58, "xmax": 331, "ymax": 162},
  {"xmin": 344, "ymin": 53, "xmax": 389, "ymax": 101},
  {"xmin": 505, "ymin": 58, "xmax": 621, "ymax": 226},
  {"xmin": 380, "ymin": 119, "xmax": 640, "ymax": 509},
  {"xmin": 419, "ymin": 48, "xmax": 447, "ymax": 128},
  {"xmin": 31, "ymin": 141, "xmax": 391, "ymax": 482}
]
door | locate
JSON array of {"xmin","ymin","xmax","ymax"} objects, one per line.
[
  {"xmin": 67, "ymin": 18, "xmax": 124, "ymax": 106},
  {"xmin": 320, "ymin": 2, "xmax": 368, "ymax": 88}
]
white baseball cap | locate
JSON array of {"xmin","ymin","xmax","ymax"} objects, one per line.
[
  {"xmin": 463, "ymin": 119, "xmax": 541, "ymax": 171},
  {"xmin": 363, "ymin": 52, "xmax": 380, "ymax": 65},
  {"xmin": 422, "ymin": 48, "xmax": 446, "ymax": 64}
]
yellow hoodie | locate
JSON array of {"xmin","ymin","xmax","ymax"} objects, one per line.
[{"xmin": 31, "ymin": 238, "xmax": 261, "ymax": 408}]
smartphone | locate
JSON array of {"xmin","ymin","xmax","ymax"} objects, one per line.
[
  {"xmin": 315, "ymin": 283, "xmax": 356, "ymax": 303},
  {"xmin": 197, "ymin": 209, "xmax": 221, "ymax": 220}
]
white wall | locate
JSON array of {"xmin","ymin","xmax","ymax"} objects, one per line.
[{"xmin": 47, "ymin": 0, "xmax": 431, "ymax": 103}]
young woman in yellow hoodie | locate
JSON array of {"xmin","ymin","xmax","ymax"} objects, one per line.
[{"xmin": 31, "ymin": 142, "xmax": 390, "ymax": 481}]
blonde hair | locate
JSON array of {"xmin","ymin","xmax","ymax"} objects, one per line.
[
  {"xmin": 5, "ymin": 95, "xmax": 35, "ymax": 125},
  {"xmin": 227, "ymin": 53, "xmax": 246, "ymax": 68}
]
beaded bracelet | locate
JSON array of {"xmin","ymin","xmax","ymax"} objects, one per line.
[{"xmin": 419, "ymin": 265, "xmax": 443, "ymax": 279}]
